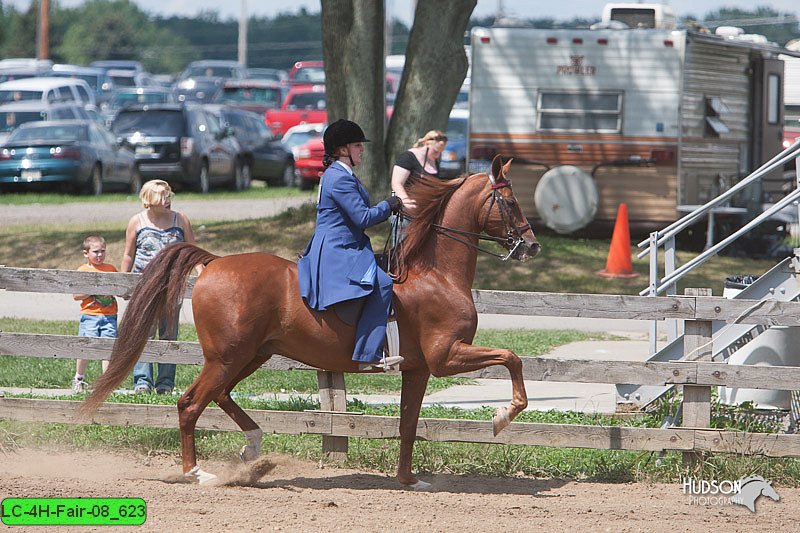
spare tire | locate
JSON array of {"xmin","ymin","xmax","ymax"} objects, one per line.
[{"xmin": 534, "ymin": 165, "xmax": 598, "ymax": 233}]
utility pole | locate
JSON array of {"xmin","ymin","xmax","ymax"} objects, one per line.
[
  {"xmin": 37, "ymin": 0, "xmax": 50, "ymax": 60},
  {"xmin": 238, "ymin": 0, "xmax": 248, "ymax": 67}
]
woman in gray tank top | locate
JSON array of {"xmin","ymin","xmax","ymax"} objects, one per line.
[{"xmin": 121, "ymin": 180, "xmax": 202, "ymax": 394}]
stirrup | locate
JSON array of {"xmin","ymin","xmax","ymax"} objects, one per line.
[{"xmin": 358, "ymin": 355, "xmax": 404, "ymax": 372}]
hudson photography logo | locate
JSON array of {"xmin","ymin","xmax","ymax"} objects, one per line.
[{"xmin": 682, "ymin": 476, "xmax": 780, "ymax": 512}]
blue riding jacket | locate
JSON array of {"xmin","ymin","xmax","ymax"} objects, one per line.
[{"xmin": 298, "ymin": 161, "xmax": 393, "ymax": 311}]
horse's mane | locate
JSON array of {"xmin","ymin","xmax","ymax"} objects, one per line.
[{"xmin": 396, "ymin": 173, "xmax": 468, "ymax": 270}]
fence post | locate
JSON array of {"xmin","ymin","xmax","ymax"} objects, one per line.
[
  {"xmin": 317, "ymin": 370, "xmax": 348, "ymax": 462},
  {"xmin": 682, "ymin": 288, "xmax": 713, "ymax": 468}
]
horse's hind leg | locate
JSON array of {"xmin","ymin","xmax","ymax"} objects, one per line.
[
  {"xmin": 213, "ymin": 355, "xmax": 272, "ymax": 462},
  {"xmin": 431, "ymin": 342, "xmax": 527, "ymax": 435},
  {"xmin": 397, "ymin": 368, "xmax": 431, "ymax": 490},
  {"xmin": 178, "ymin": 355, "xmax": 255, "ymax": 484}
]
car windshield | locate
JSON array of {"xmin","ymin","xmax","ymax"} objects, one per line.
[
  {"xmin": 220, "ymin": 87, "xmax": 280, "ymax": 106},
  {"xmin": 110, "ymin": 75, "xmax": 136, "ymax": 88},
  {"xmin": 110, "ymin": 91, "xmax": 170, "ymax": 108},
  {"xmin": 293, "ymin": 68, "xmax": 325, "ymax": 83},
  {"xmin": 51, "ymin": 73, "xmax": 99, "ymax": 90},
  {"xmin": 9, "ymin": 124, "xmax": 87, "ymax": 142},
  {"xmin": 0, "ymin": 111, "xmax": 46, "ymax": 132},
  {"xmin": 287, "ymin": 93, "xmax": 326, "ymax": 110},
  {"xmin": 282, "ymin": 130, "xmax": 322, "ymax": 150},
  {"xmin": 112, "ymin": 110, "xmax": 185, "ymax": 136},
  {"xmin": 0, "ymin": 90, "xmax": 44, "ymax": 103},
  {"xmin": 446, "ymin": 118, "xmax": 467, "ymax": 141},
  {"xmin": 186, "ymin": 66, "xmax": 239, "ymax": 78}
]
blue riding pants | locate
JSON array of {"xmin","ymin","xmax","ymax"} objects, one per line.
[{"xmin": 351, "ymin": 267, "xmax": 393, "ymax": 363}]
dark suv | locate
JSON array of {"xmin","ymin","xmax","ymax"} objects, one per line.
[{"xmin": 111, "ymin": 104, "xmax": 241, "ymax": 192}]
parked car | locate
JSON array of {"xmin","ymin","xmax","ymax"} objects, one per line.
[
  {"xmin": 0, "ymin": 120, "xmax": 136, "ymax": 194},
  {"xmin": 0, "ymin": 101, "xmax": 91, "ymax": 144},
  {"xmin": 246, "ymin": 68, "xmax": 288, "ymax": 84},
  {"xmin": 281, "ymin": 122, "xmax": 324, "ymax": 151},
  {"xmin": 0, "ymin": 77, "xmax": 96, "ymax": 106},
  {"xmin": 89, "ymin": 60, "xmax": 144, "ymax": 74},
  {"xmin": 111, "ymin": 103, "xmax": 241, "ymax": 193},
  {"xmin": 0, "ymin": 58, "xmax": 53, "ymax": 83},
  {"xmin": 100, "ymin": 87, "xmax": 175, "ymax": 125},
  {"xmin": 264, "ymin": 84, "xmax": 326, "ymax": 136},
  {"xmin": 439, "ymin": 109, "xmax": 468, "ymax": 178},
  {"xmin": 207, "ymin": 104, "xmax": 295, "ymax": 187},
  {"xmin": 106, "ymin": 69, "xmax": 157, "ymax": 89},
  {"xmin": 287, "ymin": 61, "xmax": 325, "ymax": 86},
  {"xmin": 175, "ymin": 60, "xmax": 247, "ymax": 104},
  {"xmin": 49, "ymin": 64, "xmax": 115, "ymax": 104},
  {"xmin": 292, "ymin": 136, "xmax": 325, "ymax": 190},
  {"xmin": 214, "ymin": 79, "xmax": 282, "ymax": 115}
]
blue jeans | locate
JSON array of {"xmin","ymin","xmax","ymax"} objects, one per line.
[
  {"xmin": 78, "ymin": 314, "xmax": 118, "ymax": 338},
  {"xmin": 133, "ymin": 312, "xmax": 178, "ymax": 391}
]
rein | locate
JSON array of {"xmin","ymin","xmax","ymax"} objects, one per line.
[{"xmin": 385, "ymin": 176, "xmax": 529, "ymax": 281}]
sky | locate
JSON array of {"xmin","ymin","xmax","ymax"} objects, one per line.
[{"xmin": 4, "ymin": 0, "xmax": 800, "ymax": 25}]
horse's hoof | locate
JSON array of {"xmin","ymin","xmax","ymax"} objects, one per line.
[
  {"xmin": 240, "ymin": 444, "xmax": 259, "ymax": 463},
  {"xmin": 408, "ymin": 480, "xmax": 432, "ymax": 492},
  {"xmin": 492, "ymin": 407, "xmax": 511, "ymax": 436},
  {"xmin": 185, "ymin": 466, "xmax": 219, "ymax": 485}
]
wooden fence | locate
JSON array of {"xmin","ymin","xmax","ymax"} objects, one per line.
[{"xmin": 2, "ymin": 266, "xmax": 800, "ymax": 459}]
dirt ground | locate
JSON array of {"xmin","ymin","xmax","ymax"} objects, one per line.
[{"xmin": 0, "ymin": 448, "xmax": 796, "ymax": 532}]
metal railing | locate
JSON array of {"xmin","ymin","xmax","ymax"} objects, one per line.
[{"xmin": 638, "ymin": 139, "xmax": 800, "ymax": 352}]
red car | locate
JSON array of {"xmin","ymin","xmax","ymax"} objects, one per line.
[
  {"xmin": 264, "ymin": 84, "xmax": 327, "ymax": 136},
  {"xmin": 292, "ymin": 136, "xmax": 325, "ymax": 190}
]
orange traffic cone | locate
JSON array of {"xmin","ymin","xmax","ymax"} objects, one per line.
[{"xmin": 597, "ymin": 203, "xmax": 639, "ymax": 278}]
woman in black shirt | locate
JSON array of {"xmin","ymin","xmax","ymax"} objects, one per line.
[{"xmin": 390, "ymin": 130, "xmax": 448, "ymax": 212}]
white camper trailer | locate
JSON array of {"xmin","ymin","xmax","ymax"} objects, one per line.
[{"xmin": 469, "ymin": 14, "xmax": 796, "ymax": 235}]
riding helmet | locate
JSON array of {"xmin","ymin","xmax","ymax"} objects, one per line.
[{"xmin": 323, "ymin": 119, "xmax": 370, "ymax": 155}]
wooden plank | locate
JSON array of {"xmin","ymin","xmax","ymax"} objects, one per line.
[
  {"xmin": 693, "ymin": 429, "xmax": 800, "ymax": 457},
  {"xmin": 460, "ymin": 358, "xmax": 695, "ymax": 386},
  {"xmin": 682, "ymin": 291, "xmax": 713, "ymax": 467},
  {"xmin": 317, "ymin": 371, "xmax": 348, "ymax": 461},
  {"xmin": 6, "ymin": 332, "xmax": 800, "ymax": 390},
  {"xmin": 471, "ymin": 290, "xmax": 695, "ymax": 320},
  {"xmin": 694, "ymin": 298, "xmax": 800, "ymax": 326},
  {"xmin": 0, "ymin": 267, "xmax": 195, "ymax": 298},
  {"xmin": 0, "ymin": 398, "xmax": 694, "ymax": 452}
]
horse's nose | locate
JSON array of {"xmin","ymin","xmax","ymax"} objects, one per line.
[{"xmin": 529, "ymin": 242, "xmax": 541, "ymax": 259}]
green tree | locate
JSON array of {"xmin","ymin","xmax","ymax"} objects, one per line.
[
  {"xmin": 322, "ymin": 0, "xmax": 475, "ymax": 197},
  {"xmin": 56, "ymin": 0, "xmax": 197, "ymax": 73},
  {"xmin": 1, "ymin": 1, "xmax": 38, "ymax": 58}
]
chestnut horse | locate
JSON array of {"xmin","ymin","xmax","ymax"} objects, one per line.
[{"xmin": 81, "ymin": 156, "xmax": 540, "ymax": 490}]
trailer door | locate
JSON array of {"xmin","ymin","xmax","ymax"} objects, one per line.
[{"xmin": 752, "ymin": 58, "xmax": 784, "ymax": 195}]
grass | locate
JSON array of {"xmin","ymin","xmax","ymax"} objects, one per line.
[
  {"xmin": 0, "ymin": 201, "xmax": 779, "ymax": 295},
  {"xmin": 0, "ymin": 317, "xmax": 603, "ymax": 394},
  {"xmin": 0, "ymin": 184, "xmax": 308, "ymax": 205}
]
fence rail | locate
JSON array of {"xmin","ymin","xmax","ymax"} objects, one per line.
[{"xmin": 2, "ymin": 267, "xmax": 800, "ymax": 459}]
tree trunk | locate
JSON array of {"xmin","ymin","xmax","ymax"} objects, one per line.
[
  {"xmin": 384, "ymin": 0, "xmax": 476, "ymax": 187},
  {"xmin": 322, "ymin": 0, "xmax": 386, "ymax": 197},
  {"xmin": 321, "ymin": 0, "xmax": 475, "ymax": 198}
]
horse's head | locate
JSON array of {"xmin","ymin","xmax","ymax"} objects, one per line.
[{"xmin": 479, "ymin": 155, "xmax": 541, "ymax": 261}]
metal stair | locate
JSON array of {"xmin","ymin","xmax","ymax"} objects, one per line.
[{"xmin": 617, "ymin": 255, "xmax": 800, "ymax": 405}]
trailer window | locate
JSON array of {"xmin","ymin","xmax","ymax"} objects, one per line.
[
  {"xmin": 767, "ymin": 74, "xmax": 780, "ymax": 125},
  {"xmin": 537, "ymin": 92, "xmax": 621, "ymax": 133}
]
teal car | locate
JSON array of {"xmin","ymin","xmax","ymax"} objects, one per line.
[{"xmin": 0, "ymin": 120, "xmax": 137, "ymax": 194}]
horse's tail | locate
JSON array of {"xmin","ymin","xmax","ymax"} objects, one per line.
[{"xmin": 79, "ymin": 242, "xmax": 218, "ymax": 419}]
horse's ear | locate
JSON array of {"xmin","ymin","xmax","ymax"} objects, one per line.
[
  {"xmin": 501, "ymin": 158, "xmax": 514, "ymax": 178},
  {"xmin": 490, "ymin": 155, "xmax": 503, "ymax": 183}
]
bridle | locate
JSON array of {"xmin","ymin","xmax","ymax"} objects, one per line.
[{"xmin": 430, "ymin": 172, "xmax": 531, "ymax": 261}]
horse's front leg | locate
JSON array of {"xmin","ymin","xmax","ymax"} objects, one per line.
[
  {"xmin": 431, "ymin": 342, "xmax": 527, "ymax": 435},
  {"xmin": 397, "ymin": 368, "xmax": 431, "ymax": 490}
]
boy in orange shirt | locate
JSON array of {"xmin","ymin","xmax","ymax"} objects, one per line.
[{"xmin": 71, "ymin": 235, "xmax": 117, "ymax": 393}]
